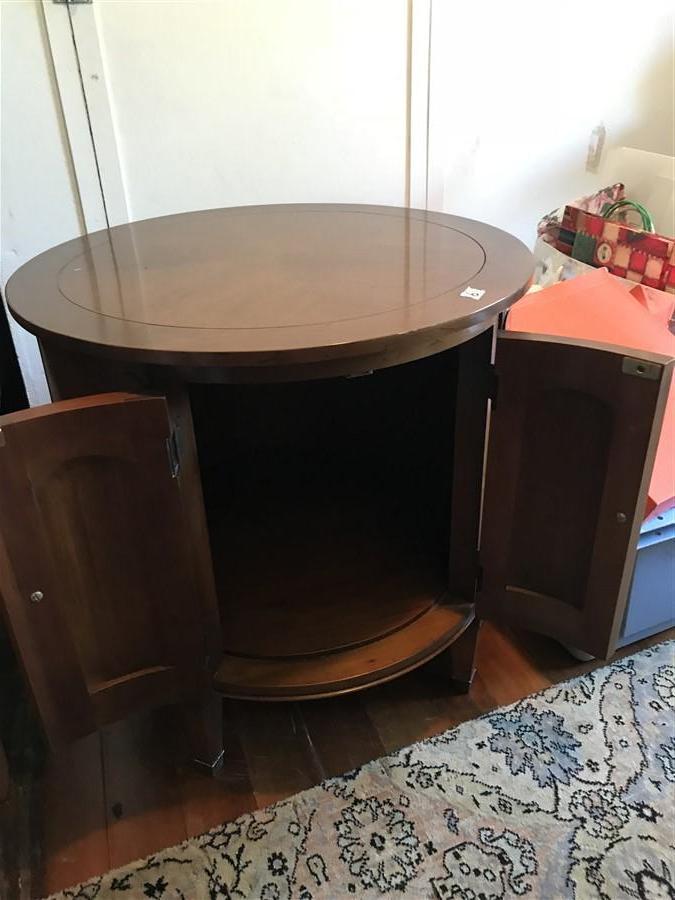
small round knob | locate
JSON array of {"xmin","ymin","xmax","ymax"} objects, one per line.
[
  {"xmin": 30, "ymin": 590, "xmax": 44, "ymax": 604},
  {"xmin": 616, "ymin": 512, "xmax": 627, "ymax": 524}
]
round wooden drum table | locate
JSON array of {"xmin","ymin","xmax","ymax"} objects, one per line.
[{"xmin": 6, "ymin": 204, "xmax": 533, "ymax": 704}]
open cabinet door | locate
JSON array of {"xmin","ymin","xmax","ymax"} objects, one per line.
[
  {"xmin": 0, "ymin": 393, "xmax": 217, "ymax": 746},
  {"xmin": 479, "ymin": 333, "xmax": 673, "ymax": 658}
]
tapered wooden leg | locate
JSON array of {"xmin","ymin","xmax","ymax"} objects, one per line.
[
  {"xmin": 181, "ymin": 693, "xmax": 224, "ymax": 773},
  {"xmin": 428, "ymin": 618, "xmax": 481, "ymax": 692}
]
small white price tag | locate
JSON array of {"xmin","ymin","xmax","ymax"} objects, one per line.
[{"xmin": 460, "ymin": 286, "xmax": 486, "ymax": 300}]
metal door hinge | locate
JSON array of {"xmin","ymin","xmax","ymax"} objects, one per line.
[
  {"xmin": 166, "ymin": 430, "xmax": 181, "ymax": 478},
  {"xmin": 621, "ymin": 357, "xmax": 661, "ymax": 381}
]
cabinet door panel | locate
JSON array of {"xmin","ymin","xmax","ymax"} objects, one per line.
[
  {"xmin": 0, "ymin": 393, "xmax": 211, "ymax": 745},
  {"xmin": 480, "ymin": 333, "xmax": 673, "ymax": 658}
]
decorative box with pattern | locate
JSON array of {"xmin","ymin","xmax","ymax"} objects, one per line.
[{"xmin": 557, "ymin": 205, "xmax": 675, "ymax": 293}]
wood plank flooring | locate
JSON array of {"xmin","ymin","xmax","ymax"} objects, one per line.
[{"xmin": 1, "ymin": 622, "xmax": 672, "ymax": 898}]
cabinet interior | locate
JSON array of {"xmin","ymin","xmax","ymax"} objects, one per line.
[{"xmin": 189, "ymin": 347, "xmax": 459, "ymax": 661}]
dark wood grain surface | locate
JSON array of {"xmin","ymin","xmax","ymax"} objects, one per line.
[
  {"xmin": 213, "ymin": 604, "xmax": 475, "ymax": 699},
  {"xmin": 6, "ymin": 205, "xmax": 533, "ymax": 371},
  {"xmin": 0, "ymin": 394, "xmax": 218, "ymax": 746},
  {"xmin": 480, "ymin": 332, "xmax": 674, "ymax": 658}
]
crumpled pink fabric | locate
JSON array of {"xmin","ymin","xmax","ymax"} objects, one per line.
[{"xmin": 507, "ymin": 268, "xmax": 675, "ymax": 520}]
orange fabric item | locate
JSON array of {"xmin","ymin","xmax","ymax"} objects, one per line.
[
  {"xmin": 630, "ymin": 284, "xmax": 675, "ymax": 328},
  {"xmin": 507, "ymin": 268, "xmax": 675, "ymax": 520}
]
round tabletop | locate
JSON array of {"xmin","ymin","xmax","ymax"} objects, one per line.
[{"xmin": 6, "ymin": 204, "xmax": 533, "ymax": 368}]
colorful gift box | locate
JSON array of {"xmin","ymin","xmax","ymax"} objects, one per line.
[{"xmin": 559, "ymin": 204, "xmax": 675, "ymax": 293}]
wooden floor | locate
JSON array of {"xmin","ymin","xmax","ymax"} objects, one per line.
[{"xmin": 1, "ymin": 623, "xmax": 671, "ymax": 899}]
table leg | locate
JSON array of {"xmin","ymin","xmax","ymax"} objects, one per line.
[
  {"xmin": 428, "ymin": 618, "xmax": 480, "ymax": 692},
  {"xmin": 181, "ymin": 693, "xmax": 224, "ymax": 772}
]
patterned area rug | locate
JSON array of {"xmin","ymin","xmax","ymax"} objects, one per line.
[{"xmin": 50, "ymin": 641, "xmax": 675, "ymax": 899}]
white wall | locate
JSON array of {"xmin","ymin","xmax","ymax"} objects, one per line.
[
  {"xmin": 0, "ymin": 0, "xmax": 84, "ymax": 405},
  {"xmin": 93, "ymin": 0, "xmax": 411, "ymax": 222},
  {"xmin": 427, "ymin": 4, "xmax": 675, "ymax": 244}
]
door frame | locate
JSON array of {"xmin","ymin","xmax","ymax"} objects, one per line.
[
  {"xmin": 40, "ymin": 0, "xmax": 433, "ymax": 226},
  {"xmin": 40, "ymin": 0, "xmax": 128, "ymax": 230}
]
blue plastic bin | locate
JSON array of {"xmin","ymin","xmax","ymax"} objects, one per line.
[{"xmin": 617, "ymin": 506, "xmax": 675, "ymax": 647}]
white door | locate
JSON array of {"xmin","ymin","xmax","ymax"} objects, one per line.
[
  {"xmin": 41, "ymin": 0, "xmax": 432, "ymax": 224},
  {"xmin": 1, "ymin": 0, "xmax": 88, "ymax": 405},
  {"xmin": 2, "ymin": 0, "xmax": 433, "ymax": 402}
]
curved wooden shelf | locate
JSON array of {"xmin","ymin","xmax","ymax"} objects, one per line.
[{"xmin": 213, "ymin": 601, "xmax": 475, "ymax": 700}]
